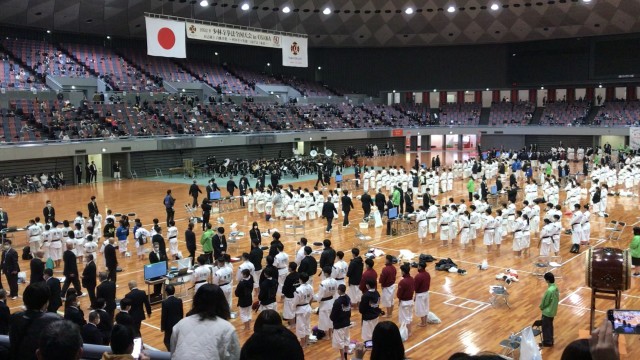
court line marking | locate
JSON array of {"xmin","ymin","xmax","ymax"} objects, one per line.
[
  {"xmin": 559, "ymin": 303, "xmax": 605, "ymax": 314},
  {"xmin": 405, "ymin": 304, "xmax": 490, "ymax": 354},
  {"xmin": 577, "ymin": 286, "xmax": 640, "ymax": 300},
  {"xmin": 142, "ymin": 321, "xmax": 161, "ymax": 330}
]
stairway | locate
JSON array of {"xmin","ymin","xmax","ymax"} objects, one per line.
[
  {"xmin": 54, "ymin": 43, "xmax": 110, "ymax": 89},
  {"xmin": 478, "ymin": 107, "xmax": 491, "ymax": 125},
  {"xmin": 529, "ymin": 107, "xmax": 545, "ymax": 125},
  {"xmin": 113, "ymin": 51, "xmax": 161, "ymax": 90},
  {"xmin": 585, "ymin": 103, "xmax": 600, "ymax": 125}
]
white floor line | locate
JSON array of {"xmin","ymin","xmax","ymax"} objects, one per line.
[
  {"xmin": 559, "ymin": 287, "xmax": 584, "ymax": 305},
  {"xmin": 559, "ymin": 303, "xmax": 605, "ymax": 314},
  {"xmin": 141, "ymin": 321, "xmax": 161, "ymax": 330},
  {"xmin": 561, "ymin": 239, "xmax": 606, "ymax": 266},
  {"xmin": 430, "ymin": 290, "xmax": 491, "ymax": 306},
  {"xmin": 405, "ymin": 304, "xmax": 490, "ymax": 353},
  {"xmin": 577, "ymin": 286, "xmax": 640, "ymax": 300}
]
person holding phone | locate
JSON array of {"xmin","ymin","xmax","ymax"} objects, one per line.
[{"xmin": 102, "ymin": 324, "xmax": 150, "ymax": 360}]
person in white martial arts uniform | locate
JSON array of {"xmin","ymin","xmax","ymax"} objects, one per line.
[
  {"xmin": 315, "ymin": 266, "xmax": 338, "ymax": 339},
  {"xmin": 416, "ymin": 206, "xmax": 428, "ymax": 244},
  {"xmin": 294, "ymin": 272, "xmax": 314, "ymax": 348},
  {"xmin": 483, "ymin": 209, "xmax": 497, "ymax": 253},
  {"xmin": 569, "ymin": 204, "xmax": 584, "ymax": 253},
  {"xmin": 331, "ymin": 251, "xmax": 348, "ymax": 288}
]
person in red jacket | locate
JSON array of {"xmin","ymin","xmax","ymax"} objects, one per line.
[
  {"xmin": 414, "ymin": 262, "xmax": 431, "ymax": 328},
  {"xmin": 379, "ymin": 255, "xmax": 397, "ymax": 319},
  {"xmin": 397, "ymin": 264, "xmax": 415, "ymax": 338},
  {"xmin": 358, "ymin": 258, "xmax": 377, "ymax": 293}
]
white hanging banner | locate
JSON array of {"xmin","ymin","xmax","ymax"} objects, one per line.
[
  {"xmin": 281, "ymin": 36, "xmax": 308, "ymax": 68},
  {"xmin": 186, "ymin": 22, "xmax": 282, "ymax": 48},
  {"xmin": 630, "ymin": 127, "xmax": 640, "ymax": 150}
]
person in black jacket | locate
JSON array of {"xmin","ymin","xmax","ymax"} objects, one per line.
[
  {"xmin": 115, "ymin": 297, "xmax": 133, "ymax": 328},
  {"xmin": 375, "ymin": 189, "xmax": 386, "ymax": 218},
  {"xmin": 96, "ymin": 272, "xmax": 116, "ymax": 318},
  {"xmin": 341, "ymin": 190, "xmax": 354, "ymax": 227},
  {"xmin": 359, "ymin": 279, "xmax": 382, "ymax": 342},
  {"xmin": 201, "ymin": 198, "xmax": 212, "ymax": 231},
  {"xmin": 249, "ymin": 221, "xmax": 262, "ymax": 245},
  {"xmin": 360, "ymin": 190, "xmax": 374, "ymax": 220},
  {"xmin": 1, "ymin": 240, "xmax": 20, "ymax": 299},
  {"xmin": 161, "ymin": 284, "xmax": 183, "ymax": 351},
  {"xmin": 212, "ymin": 227, "xmax": 227, "ymax": 260},
  {"xmin": 0, "ymin": 289, "xmax": 10, "ymax": 335},
  {"xmin": 227, "ymin": 176, "xmax": 238, "ymax": 197},
  {"xmin": 319, "ymin": 239, "xmax": 336, "ymax": 275},
  {"xmin": 258, "ymin": 267, "xmax": 278, "ymax": 310},
  {"xmin": 43, "ymin": 269, "xmax": 61, "ymax": 313},
  {"xmin": 94, "ymin": 298, "xmax": 113, "ymax": 345},
  {"xmin": 189, "ymin": 180, "xmax": 202, "ymax": 208},
  {"xmin": 81, "ymin": 311, "xmax": 103, "ymax": 345},
  {"xmin": 149, "ymin": 243, "xmax": 167, "ymax": 297},
  {"xmin": 124, "ymin": 280, "xmax": 152, "ymax": 332},
  {"xmin": 10, "ymin": 283, "xmax": 62, "ymax": 360},
  {"xmin": 185, "ymin": 223, "xmax": 197, "ymax": 263},
  {"xmin": 63, "ymin": 294, "xmax": 86, "ymax": 328},
  {"xmin": 82, "ymin": 254, "xmax": 97, "ymax": 309},
  {"xmin": 281, "ymin": 262, "xmax": 300, "ymax": 327},
  {"xmin": 30, "ymin": 250, "xmax": 45, "ymax": 284},
  {"xmin": 249, "ymin": 239, "xmax": 263, "ymax": 296},
  {"xmin": 330, "ymin": 284, "xmax": 352, "ymax": 360},
  {"xmin": 235, "ymin": 269, "xmax": 254, "ymax": 330},
  {"xmin": 104, "ymin": 238, "xmax": 118, "ymax": 283},
  {"xmin": 151, "ymin": 226, "xmax": 167, "ymax": 259},
  {"xmin": 87, "ymin": 196, "xmax": 99, "ymax": 227},
  {"xmin": 61, "ymin": 243, "xmax": 83, "ymax": 297},
  {"xmin": 42, "ymin": 200, "xmax": 55, "ymax": 224},
  {"xmin": 268, "ymin": 232, "xmax": 283, "ymax": 259},
  {"xmin": 480, "ymin": 177, "xmax": 488, "ymax": 201},
  {"xmin": 298, "ymin": 247, "xmax": 318, "ymax": 286},
  {"xmin": 347, "ymin": 248, "xmax": 364, "ymax": 307},
  {"xmin": 322, "ymin": 199, "xmax": 338, "ymax": 233}
]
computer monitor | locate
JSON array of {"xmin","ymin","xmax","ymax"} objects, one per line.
[
  {"xmin": 490, "ymin": 185, "xmax": 497, "ymax": 195},
  {"xmin": 388, "ymin": 207, "xmax": 398, "ymax": 220},
  {"xmin": 495, "ymin": 151, "xmax": 501, "ymax": 157},
  {"xmin": 210, "ymin": 191, "xmax": 221, "ymax": 200},
  {"xmin": 172, "ymin": 257, "xmax": 192, "ymax": 270},
  {"xmin": 335, "ymin": 174, "xmax": 342, "ymax": 182},
  {"xmin": 482, "ymin": 153, "xmax": 488, "ymax": 160},
  {"xmin": 144, "ymin": 261, "xmax": 167, "ymax": 281}
]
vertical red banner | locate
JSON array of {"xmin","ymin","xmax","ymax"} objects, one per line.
[
  {"xmin": 586, "ymin": 87, "xmax": 595, "ymax": 102},
  {"xmin": 457, "ymin": 91, "xmax": 464, "ymax": 104},
  {"xmin": 510, "ymin": 89, "xmax": 518, "ymax": 103},
  {"xmin": 492, "ymin": 90, "xmax": 500, "ymax": 103},
  {"xmin": 567, "ymin": 88, "xmax": 575, "ymax": 103},
  {"xmin": 547, "ymin": 89, "xmax": 556, "ymax": 102},
  {"xmin": 529, "ymin": 89, "xmax": 537, "ymax": 104},
  {"xmin": 606, "ymin": 87, "xmax": 615, "ymax": 101},
  {"xmin": 475, "ymin": 91, "xmax": 482, "ymax": 104},
  {"xmin": 440, "ymin": 91, "xmax": 447, "ymax": 106},
  {"xmin": 627, "ymin": 86, "xmax": 637, "ymax": 101}
]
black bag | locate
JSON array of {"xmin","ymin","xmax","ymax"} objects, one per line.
[
  {"xmin": 419, "ymin": 254, "xmax": 435, "ymax": 263},
  {"xmin": 22, "ymin": 246, "xmax": 33, "ymax": 260}
]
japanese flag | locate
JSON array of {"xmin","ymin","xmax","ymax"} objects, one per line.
[{"xmin": 145, "ymin": 17, "xmax": 186, "ymax": 58}]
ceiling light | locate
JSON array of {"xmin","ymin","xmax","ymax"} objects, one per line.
[
  {"xmin": 582, "ymin": 0, "xmax": 592, "ymax": 3},
  {"xmin": 46, "ymin": 30, "xmax": 51, "ymax": 34},
  {"xmin": 433, "ymin": 89, "xmax": 437, "ymax": 92},
  {"xmin": 323, "ymin": 7, "xmax": 331, "ymax": 15},
  {"xmin": 599, "ymin": 84, "xmax": 603, "ymax": 88},
  {"xmin": 447, "ymin": 6, "xmax": 456, "ymax": 13},
  {"xmin": 267, "ymin": 62, "xmax": 271, "ymax": 66},
  {"xmin": 317, "ymin": 66, "xmax": 322, "ymax": 70},
  {"xmin": 491, "ymin": 3, "xmax": 500, "ymax": 11},
  {"xmin": 541, "ymin": 86, "xmax": 544, "ymax": 90},
  {"xmin": 199, "ymin": 0, "xmax": 208, "ymax": 7},
  {"xmin": 405, "ymin": 8, "xmax": 414, "ymax": 15},
  {"xmin": 486, "ymin": 88, "xmax": 490, "ymax": 91},
  {"xmin": 106, "ymin": 36, "xmax": 111, "ymax": 39},
  {"xmin": 282, "ymin": 6, "xmax": 291, "ymax": 13},
  {"xmin": 214, "ymin": 52, "xmax": 218, "ymax": 56},
  {"xmin": 393, "ymin": 90, "xmax": 396, "ymax": 93},
  {"xmin": 241, "ymin": 3, "xmax": 250, "ymax": 11}
]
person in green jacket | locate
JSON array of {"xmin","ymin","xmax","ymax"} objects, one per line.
[
  {"xmin": 466, "ymin": 179, "xmax": 475, "ymax": 202},
  {"xmin": 391, "ymin": 186, "xmax": 401, "ymax": 208},
  {"xmin": 200, "ymin": 222, "xmax": 214, "ymax": 263},
  {"xmin": 544, "ymin": 162, "xmax": 552, "ymax": 177},
  {"xmin": 630, "ymin": 226, "xmax": 640, "ymax": 277},
  {"xmin": 539, "ymin": 272, "xmax": 559, "ymax": 347}
]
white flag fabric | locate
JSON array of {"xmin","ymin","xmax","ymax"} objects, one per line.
[
  {"xmin": 146, "ymin": 17, "xmax": 186, "ymax": 58},
  {"xmin": 282, "ymin": 36, "xmax": 308, "ymax": 68}
]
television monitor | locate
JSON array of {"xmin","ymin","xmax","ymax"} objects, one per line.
[
  {"xmin": 144, "ymin": 261, "xmax": 167, "ymax": 281},
  {"xmin": 496, "ymin": 151, "xmax": 501, "ymax": 157},
  {"xmin": 482, "ymin": 153, "xmax": 488, "ymax": 160},
  {"xmin": 336, "ymin": 174, "xmax": 342, "ymax": 182},
  {"xmin": 388, "ymin": 207, "xmax": 398, "ymax": 220},
  {"xmin": 490, "ymin": 185, "xmax": 497, "ymax": 195},
  {"xmin": 210, "ymin": 191, "xmax": 221, "ymax": 200}
]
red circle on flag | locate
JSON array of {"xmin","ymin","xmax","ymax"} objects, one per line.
[{"xmin": 157, "ymin": 27, "xmax": 176, "ymax": 50}]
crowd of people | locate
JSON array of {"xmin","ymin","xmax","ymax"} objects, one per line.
[{"xmin": 0, "ymin": 142, "xmax": 636, "ymax": 360}]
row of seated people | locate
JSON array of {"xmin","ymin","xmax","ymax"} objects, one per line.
[
  {"xmin": 489, "ymin": 101, "xmax": 534, "ymax": 126},
  {"xmin": 594, "ymin": 100, "xmax": 640, "ymax": 126},
  {"xmin": 1, "ymin": 38, "xmax": 89, "ymax": 79},
  {"xmin": 540, "ymin": 100, "xmax": 590, "ymax": 126},
  {"xmin": 0, "ymin": 172, "xmax": 65, "ymax": 195},
  {"xmin": 179, "ymin": 60, "xmax": 258, "ymax": 96},
  {"xmin": 0, "ymin": 52, "xmax": 45, "ymax": 91}
]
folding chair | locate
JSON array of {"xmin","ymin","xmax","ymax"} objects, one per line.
[
  {"xmin": 129, "ymin": 170, "xmax": 138, "ymax": 179},
  {"xmin": 490, "ymin": 285, "xmax": 511, "ymax": 308},
  {"xmin": 351, "ymin": 226, "xmax": 372, "ymax": 250},
  {"xmin": 604, "ymin": 220, "xmax": 626, "ymax": 242}
]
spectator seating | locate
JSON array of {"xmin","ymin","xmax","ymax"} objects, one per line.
[
  {"xmin": 2, "ymin": 38, "xmax": 88, "ymax": 79},
  {"xmin": 178, "ymin": 60, "xmax": 256, "ymax": 96},
  {"xmin": 62, "ymin": 43, "xmax": 161, "ymax": 92},
  {"xmin": 121, "ymin": 49, "xmax": 196, "ymax": 83},
  {"xmin": 0, "ymin": 51, "xmax": 45, "ymax": 90},
  {"xmin": 540, "ymin": 101, "xmax": 590, "ymax": 126},
  {"xmin": 594, "ymin": 101, "xmax": 640, "ymax": 126},
  {"xmin": 489, "ymin": 101, "xmax": 534, "ymax": 126},
  {"xmin": 439, "ymin": 103, "xmax": 481, "ymax": 125}
]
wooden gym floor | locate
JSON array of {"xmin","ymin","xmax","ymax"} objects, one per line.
[{"xmin": 1, "ymin": 151, "xmax": 639, "ymax": 360}]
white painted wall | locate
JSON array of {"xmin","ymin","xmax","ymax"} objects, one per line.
[
  {"xmin": 600, "ymin": 135, "xmax": 626, "ymax": 149},
  {"xmin": 500, "ymin": 90, "xmax": 510, "ymax": 101},
  {"xmin": 537, "ymin": 89, "xmax": 548, "ymax": 107},
  {"xmin": 576, "ymin": 88, "xmax": 586, "ymax": 100},
  {"xmin": 518, "ymin": 90, "xmax": 528, "ymax": 102},
  {"xmin": 464, "ymin": 92, "xmax": 474, "ymax": 103},
  {"xmin": 387, "ymin": 93, "xmax": 393, "ymax": 105},
  {"xmin": 447, "ymin": 92, "xmax": 456, "ymax": 104},
  {"xmin": 414, "ymin": 92, "xmax": 423, "ymax": 104},
  {"xmin": 482, "ymin": 91, "xmax": 492, "ymax": 107},
  {"xmin": 595, "ymin": 87, "xmax": 606, "ymax": 104},
  {"xmin": 430, "ymin": 91, "xmax": 439, "ymax": 108},
  {"xmin": 615, "ymin": 87, "xmax": 626, "ymax": 100},
  {"xmin": 556, "ymin": 88, "xmax": 567, "ymax": 102},
  {"xmin": 393, "ymin": 92, "xmax": 401, "ymax": 104}
]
